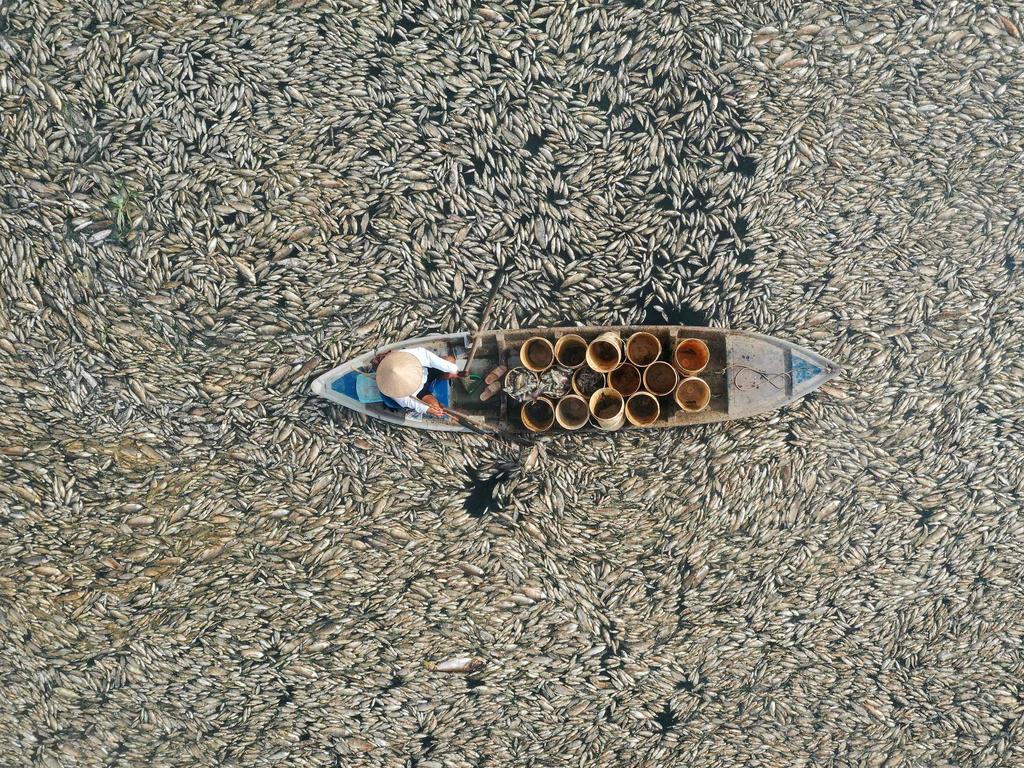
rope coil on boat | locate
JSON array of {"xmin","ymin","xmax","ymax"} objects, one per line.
[{"xmin": 714, "ymin": 365, "xmax": 792, "ymax": 391}]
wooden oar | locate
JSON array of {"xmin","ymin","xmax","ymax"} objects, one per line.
[
  {"xmin": 461, "ymin": 243, "xmax": 506, "ymax": 389},
  {"xmin": 441, "ymin": 405, "xmax": 536, "ymax": 447},
  {"xmin": 441, "ymin": 405, "xmax": 573, "ymax": 460},
  {"xmin": 463, "ymin": 290, "xmax": 498, "ymax": 380}
]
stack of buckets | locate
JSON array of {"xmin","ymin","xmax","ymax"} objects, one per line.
[{"xmin": 517, "ymin": 330, "xmax": 712, "ymax": 432}]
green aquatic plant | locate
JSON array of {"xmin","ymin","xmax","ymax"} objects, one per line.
[{"xmin": 108, "ymin": 185, "xmax": 141, "ymax": 242}]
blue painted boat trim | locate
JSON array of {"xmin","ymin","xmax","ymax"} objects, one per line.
[{"xmin": 792, "ymin": 354, "xmax": 823, "ymax": 385}]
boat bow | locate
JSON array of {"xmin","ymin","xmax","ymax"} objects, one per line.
[{"xmin": 724, "ymin": 330, "xmax": 840, "ymax": 419}]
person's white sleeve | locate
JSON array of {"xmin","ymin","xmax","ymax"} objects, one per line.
[
  {"xmin": 395, "ymin": 395, "xmax": 429, "ymax": 414},
  {"xmin": 421, "ymin": 349, "xmax": 459, "ymax": 373}
]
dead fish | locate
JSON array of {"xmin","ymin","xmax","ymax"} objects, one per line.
[
  {"xmin": 428, "ymin": 657, "xmax": 485, "ymax": 673},
  {"xmin": 820, "ymin": 383, "xmax": 849, "ymax": 399}
]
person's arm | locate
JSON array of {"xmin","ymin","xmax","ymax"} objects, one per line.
[
  {"xmin": 394, "ymin": 395, "xmax": 429, "ymax": 414},
  {"xmin": 421, "ymin": 349, "xmax": 460, "ymax": 373}
]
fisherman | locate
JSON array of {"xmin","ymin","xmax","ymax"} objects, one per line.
[{"xmin": 374, "ymin": 347, "xmax": 462, "ymax": 417}]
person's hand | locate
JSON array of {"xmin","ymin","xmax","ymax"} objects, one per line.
[
  {"xmin": 427, "ymin": 402, "xmax": 445, "ymax": 417},
  {"xmin": 442, "ymin": 355, "xmax": 460, "ymax": 380}
]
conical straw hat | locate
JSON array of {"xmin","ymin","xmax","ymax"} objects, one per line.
[{"xmin": 375, "ymin": 351, "xmax": 423, "ymax": 398}]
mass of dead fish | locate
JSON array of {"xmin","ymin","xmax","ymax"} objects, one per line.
[{"xmin": 0, "ymin": 2, "xmax": 1022, "ymax": 766}]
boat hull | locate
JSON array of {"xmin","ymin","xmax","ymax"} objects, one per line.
[{"xmin": 311, "ymin": 327, "xmax": 840, "ymax": 433}]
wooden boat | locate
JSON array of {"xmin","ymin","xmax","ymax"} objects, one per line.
[{"xmin": 310, "ymin": 326, "xmax": 841, "ymax": 433}]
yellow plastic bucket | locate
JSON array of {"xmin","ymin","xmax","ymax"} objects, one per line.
[
  {"xmin": 608, "ymin": 363, "xmax": 641, "ymax": 397},
  {"xmin": 625, "ymin": 391, "xmax": 660, "ymax": 426},
  {"xmin": 555, "ymin": 394, "xmax": 589, "ymax": 430},
  {"xmin": 625, "ymin": 332, "xmax": 661, "ymax": 367},
  {"xmin": 673, "ymin": 338, "xmax": 710, "ymax": 376},
  {"xmin": 554, "ymin": 334, "xmax": 588, "ymax": 369},
  {"xmin": 586, "ymin": 331, "xmax": 622, "ymax": 373},
  {"xmin": 521, "ymin": 396, "xmax": 555, "ymax": 432},
  {"xmin": 674, "ymin": 377, "xmax": 711, "ymax": 413},
  {"xmin": 520, "ymin": 336, "xmax": 554, "ymax": 372},
  {"xmin": 589, "ymin": 387, "xmax": 625, "ymax": 430},
  {"xmin": 643, "ymin": 361, "xmax": 678, "ymax": 396}
]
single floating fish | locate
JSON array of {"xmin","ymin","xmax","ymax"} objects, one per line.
[{"xmin": 428, "ymin": 656, "xmax": 485, "ymax": 673}]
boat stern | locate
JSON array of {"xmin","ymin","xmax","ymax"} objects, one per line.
[
  {"xmin": 310, "ymin": 360, "xmax": 362, "ymax": 406},
  {"xmin": 308, "ymin": 332, "xmax": 474, "ymax": 432},
  {"xmin": 309, "ymin": 374, "xmax": 330, "ymax": 398}
]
